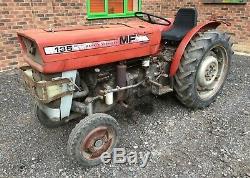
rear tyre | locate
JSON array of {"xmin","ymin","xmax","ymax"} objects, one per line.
[
  {"xmin": 174, "ymin": 30, "xmax": 233, "ymax": 109},
  {"xmin": 34, "ymin": 103, "xmax": 66, "ymax": 128},
  {"xmin": 67, "ymin": 113, "xmax": 119, "ymax": 167}
]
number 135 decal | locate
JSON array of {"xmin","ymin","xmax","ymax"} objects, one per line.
[{"xmin": 54, "ymin": 46, "xmax": 73, "ymax": 53}]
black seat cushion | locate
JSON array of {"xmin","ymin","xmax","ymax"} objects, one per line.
[
  {"xmin": 162, "ymin": 27, "xmax": 192, "ymax": 41},
  {"xmin": 162, "ymin": 8, "xmax": 198, "ymax": 41}
]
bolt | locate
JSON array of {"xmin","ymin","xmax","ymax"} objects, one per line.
[{"xmin": 94, "ymin": 139, "xmax": 103, "ymax": 148}]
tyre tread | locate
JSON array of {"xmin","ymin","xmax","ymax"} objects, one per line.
[
  {"xmin": 67, "ymin": 113, "xmax": 119, "ymax": 166},
  {"xmin": 173, "ymin": 29, "xmax": 232, "ymax": 109}
]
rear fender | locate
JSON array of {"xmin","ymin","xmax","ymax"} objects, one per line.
[{"xmin": 169, "ymin": 21, "xmax": 221, "ymax": 77}]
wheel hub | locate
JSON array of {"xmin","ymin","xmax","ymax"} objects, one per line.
[
  {"xmin": 81, "ymin": 126, "xmax": 113, "ymax": 159},
  {"xmin": 94, "ymin": 139, "xmax": 103, "ymax": 148},
  {"xmin": 197, "ymin": 56, "xmax": 219, "ymax": 88}
]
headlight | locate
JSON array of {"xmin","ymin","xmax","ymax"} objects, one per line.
[{"xmin": 22, "ymin": 37, "xmax": 43, "ymax": 64}]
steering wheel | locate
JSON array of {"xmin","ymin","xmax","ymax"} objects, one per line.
[{"xmin": 135, "ymin": 12, "xmax": 171, "ymax": 26}]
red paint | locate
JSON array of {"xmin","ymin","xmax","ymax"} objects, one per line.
[
  {"xmin": 169, "ymin": 21, "xmax": 221, "ymax": 77},
  {"xmin": 17, "ymin": 21, "xmax": 173, "ymax": 73},
  {"xmin": 17, "ymin": 19, "xmax": 220, "ymax": 76}
]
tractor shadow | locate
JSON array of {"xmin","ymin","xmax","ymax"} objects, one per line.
[{"xmin": 109, "ymin": 92, "xmax": 182, "ymax": 125}]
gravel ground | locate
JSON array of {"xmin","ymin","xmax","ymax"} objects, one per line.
[{"xmin": 0, "ymin": 55, "xmax": 250, "ymax": 178}]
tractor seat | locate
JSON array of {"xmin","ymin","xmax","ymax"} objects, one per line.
[{"xmin": 162, "ymin": 8, "xmax": 198, "ymax": 42}]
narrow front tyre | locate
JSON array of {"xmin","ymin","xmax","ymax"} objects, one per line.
[{"xmin": 67, "ymin": 113, "xmax": 120, "ymax": 166}]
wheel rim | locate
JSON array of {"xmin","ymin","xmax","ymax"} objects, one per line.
[
  {"xmin": 196, "ymin": 45, "xmax": 229, "ymax": 100},
  {"xmin": 80, "ymin": 126, "xmax": 116, "ymax": 160}
]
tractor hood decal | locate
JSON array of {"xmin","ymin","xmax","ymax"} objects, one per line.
[{"xmin": 44, "ymin": 34, "xmax": 149, "ymax": 55}]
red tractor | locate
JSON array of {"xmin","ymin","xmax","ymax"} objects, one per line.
[{"xmin": 18, "ymin": 8, "xmax": 233, "ymax": 166}]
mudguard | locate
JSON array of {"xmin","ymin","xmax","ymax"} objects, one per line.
[{"xmin": 169, "ymin": 21, "xmax": 221, "ymax": 77}]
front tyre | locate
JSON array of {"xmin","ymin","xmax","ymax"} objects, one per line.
[
  {"xmin": 67, "ymin": 113, "xmax": 119, "ymax": 167},
  {"xmin": 174, "ymin": 30, "xmax": 233, "ymax": 109}
]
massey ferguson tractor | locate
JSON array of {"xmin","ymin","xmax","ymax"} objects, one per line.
[{"xmin": 18, "ymin": 8, "xmax": 233, "ymax": 166}]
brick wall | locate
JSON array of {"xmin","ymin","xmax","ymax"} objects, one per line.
[{"xmin": 0, "ymin": 0, "xmax": 249, "ymax": 71}]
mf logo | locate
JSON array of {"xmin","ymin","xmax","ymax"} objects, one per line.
[
  {"xmin": 120, "ymin": 35, "xmax": 137, "ymax": 44},
  {"xmin": 120, "ymin": 34, "xmax": 149, "ymax": 45}
]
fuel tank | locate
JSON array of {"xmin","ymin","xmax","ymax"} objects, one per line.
[{"xmin": 17, "ymin": 21, "xmax": 173, "ymax": 73}]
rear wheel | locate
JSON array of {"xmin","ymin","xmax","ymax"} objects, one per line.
[
  {"xmin": 67, "ymin": 113, "xmax": 119, "ymax": 166},
  {"xmin": 174, "ymin": 30, "xmax": 233, "ymax": 109}
]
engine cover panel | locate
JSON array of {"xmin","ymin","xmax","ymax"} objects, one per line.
[{"xmin": 17, "ymin": 21, "xmax": 173, "ymax": 73}]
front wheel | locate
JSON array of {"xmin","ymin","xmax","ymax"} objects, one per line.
[
  {"xmin": 174, "ymin": 30, "xmax": 233, "ymax": 109},
  {"xmin": 67, "ymin": 113, "xmax": 120, "ymax": 166}
]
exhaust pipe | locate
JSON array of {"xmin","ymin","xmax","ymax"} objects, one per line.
[{"xmin": 116, "ymin": 63, "xmax": 127, "ymax": 101}]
